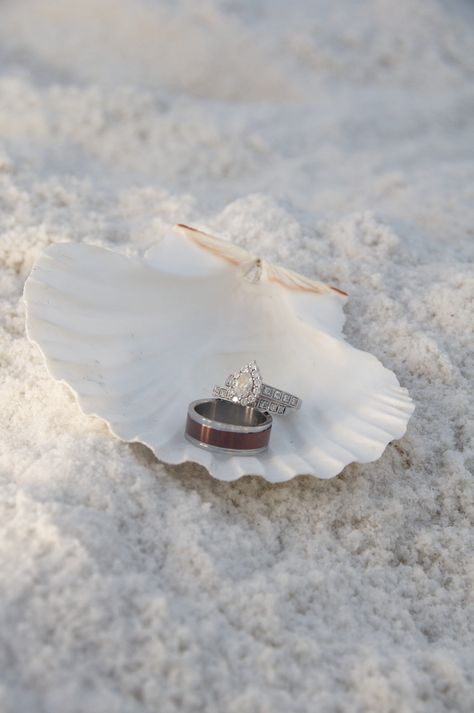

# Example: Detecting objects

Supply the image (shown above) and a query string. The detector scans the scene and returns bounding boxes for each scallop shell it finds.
[24,224,414,482]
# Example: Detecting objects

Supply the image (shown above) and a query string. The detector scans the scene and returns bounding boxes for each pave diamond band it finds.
[213,385,301,415]
[212,360,302,415]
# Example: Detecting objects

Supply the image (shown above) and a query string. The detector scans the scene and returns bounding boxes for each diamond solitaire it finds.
[213,361,302,415]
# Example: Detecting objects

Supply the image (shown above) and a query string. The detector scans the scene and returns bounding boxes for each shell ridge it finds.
[175,223,252,266]
[263,259,347,298]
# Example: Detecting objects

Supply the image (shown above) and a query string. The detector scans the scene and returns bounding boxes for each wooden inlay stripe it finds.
[185,416,271,451]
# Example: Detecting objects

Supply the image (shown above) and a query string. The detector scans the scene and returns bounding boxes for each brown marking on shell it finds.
[268,274,323,294]
[267,271,347,297]
[262,260,348,297]
[175,224,348,297]
[175,223,241,266]
[330,286,349,297]
[176,223,202,234]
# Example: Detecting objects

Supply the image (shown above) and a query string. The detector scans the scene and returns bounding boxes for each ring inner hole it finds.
[196,400,265,427]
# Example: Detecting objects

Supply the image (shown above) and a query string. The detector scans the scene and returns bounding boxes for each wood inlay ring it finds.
[185,398,272,455]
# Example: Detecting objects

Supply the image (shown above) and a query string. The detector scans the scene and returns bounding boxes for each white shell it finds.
[24,224,414,482]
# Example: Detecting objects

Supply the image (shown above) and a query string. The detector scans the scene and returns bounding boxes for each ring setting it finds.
[213,360,302,415]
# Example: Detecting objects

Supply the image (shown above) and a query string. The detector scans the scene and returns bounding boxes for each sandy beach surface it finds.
[1,1,474,711]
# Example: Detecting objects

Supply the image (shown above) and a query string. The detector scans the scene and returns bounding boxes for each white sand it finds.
[1,0,474,711]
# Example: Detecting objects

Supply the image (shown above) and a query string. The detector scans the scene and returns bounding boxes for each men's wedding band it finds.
[185,398,272,455]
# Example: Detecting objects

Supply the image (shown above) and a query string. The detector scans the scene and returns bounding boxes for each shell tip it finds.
[241,258,263,283]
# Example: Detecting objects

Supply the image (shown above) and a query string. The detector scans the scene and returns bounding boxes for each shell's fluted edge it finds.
[133,386,414,481]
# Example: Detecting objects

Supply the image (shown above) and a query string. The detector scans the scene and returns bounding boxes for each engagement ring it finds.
[213,361,302,415]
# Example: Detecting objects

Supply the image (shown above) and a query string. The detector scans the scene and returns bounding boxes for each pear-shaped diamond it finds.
[234,371,253,397]
[226,361,263,405]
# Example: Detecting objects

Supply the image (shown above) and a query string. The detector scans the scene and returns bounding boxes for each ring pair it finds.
[184,361,301,455]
